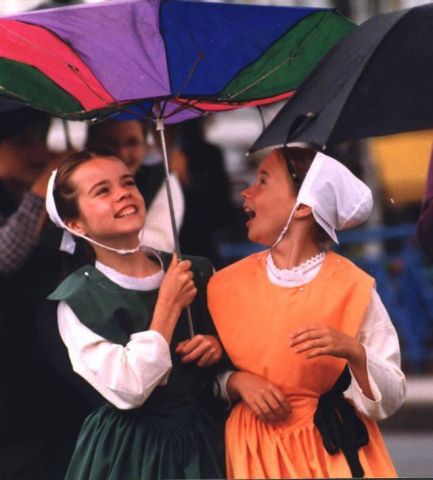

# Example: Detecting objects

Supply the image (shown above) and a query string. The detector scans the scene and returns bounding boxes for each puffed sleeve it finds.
[57,300,172,410]
[344,289,406,420]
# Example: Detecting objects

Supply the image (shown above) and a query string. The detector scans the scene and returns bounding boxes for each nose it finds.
[241,184,253,200]
[116,184,132,201]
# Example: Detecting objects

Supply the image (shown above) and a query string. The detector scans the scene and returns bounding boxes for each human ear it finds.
[294,204,312,219]
[65,218,86,236]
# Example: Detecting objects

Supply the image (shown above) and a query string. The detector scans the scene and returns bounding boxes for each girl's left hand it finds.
[289,324,363,363]
[176,334,223,367]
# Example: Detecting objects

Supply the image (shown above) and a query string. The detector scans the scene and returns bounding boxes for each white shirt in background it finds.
[139,173,184,253]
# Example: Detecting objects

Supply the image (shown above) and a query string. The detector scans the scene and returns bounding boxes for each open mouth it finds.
[115,205,138,218]
[244,207,256,220]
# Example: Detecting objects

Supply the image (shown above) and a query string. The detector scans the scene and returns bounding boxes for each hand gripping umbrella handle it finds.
[156,118,195,338]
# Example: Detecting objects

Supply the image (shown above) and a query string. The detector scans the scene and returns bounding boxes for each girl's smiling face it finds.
[66,156,146,248]
[242,149,297,246]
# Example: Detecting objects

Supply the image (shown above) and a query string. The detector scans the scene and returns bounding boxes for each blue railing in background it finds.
[216,223,433,372]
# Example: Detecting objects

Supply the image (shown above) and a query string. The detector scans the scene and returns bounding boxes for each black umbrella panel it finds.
[250,3,433,152]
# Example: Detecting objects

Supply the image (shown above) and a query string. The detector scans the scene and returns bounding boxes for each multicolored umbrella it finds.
[0,0,354,336]
[0,0,355,123]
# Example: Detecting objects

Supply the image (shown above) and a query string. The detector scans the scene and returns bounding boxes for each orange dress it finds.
[208,251,397,479]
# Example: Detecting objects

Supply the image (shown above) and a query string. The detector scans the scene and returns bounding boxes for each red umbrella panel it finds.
[0,0,355,122]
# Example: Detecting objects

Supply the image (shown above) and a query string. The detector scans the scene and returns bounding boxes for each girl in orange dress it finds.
[208,147,406,479]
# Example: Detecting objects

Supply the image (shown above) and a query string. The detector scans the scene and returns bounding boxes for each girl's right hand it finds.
[227,371,291,423]
[176,334,223,367]
[158,254,197,313]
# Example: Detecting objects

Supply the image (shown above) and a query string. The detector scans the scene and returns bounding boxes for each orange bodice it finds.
[208,251,396,479]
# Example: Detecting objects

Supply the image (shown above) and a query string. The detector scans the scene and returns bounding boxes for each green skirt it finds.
[65,404,224,480]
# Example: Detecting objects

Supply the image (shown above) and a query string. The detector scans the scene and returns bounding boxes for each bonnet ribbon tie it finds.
[313,365,369,478]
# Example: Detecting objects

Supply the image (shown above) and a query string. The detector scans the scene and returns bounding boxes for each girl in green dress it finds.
[45,150,225,479]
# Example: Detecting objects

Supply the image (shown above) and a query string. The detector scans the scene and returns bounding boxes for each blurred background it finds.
[2,0,432,476]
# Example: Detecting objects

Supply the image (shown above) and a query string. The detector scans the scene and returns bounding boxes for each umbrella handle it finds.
[156,118,195,338]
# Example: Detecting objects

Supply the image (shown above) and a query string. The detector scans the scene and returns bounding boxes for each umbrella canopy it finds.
[250,3,433,153]
[0,0,354,123]
[0,0,354,337]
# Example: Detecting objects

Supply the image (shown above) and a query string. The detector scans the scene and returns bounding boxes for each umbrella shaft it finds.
[157,119,195,338]
[158,124,181,256]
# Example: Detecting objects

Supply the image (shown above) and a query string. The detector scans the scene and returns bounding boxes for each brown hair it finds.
[53,148,119,221]
[277,147,316,192]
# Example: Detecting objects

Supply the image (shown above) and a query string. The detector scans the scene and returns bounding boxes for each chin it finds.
[247,230,270,247]
[246,227,258,243]
[122,215,145,232]
[120,226,143,238]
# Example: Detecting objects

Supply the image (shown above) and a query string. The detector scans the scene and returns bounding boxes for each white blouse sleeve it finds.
[57,300,172,410]
[344,288,406,420]
[139,173,185,252]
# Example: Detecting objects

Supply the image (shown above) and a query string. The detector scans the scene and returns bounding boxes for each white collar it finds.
[266,251,326,288]
[95,247,164,291]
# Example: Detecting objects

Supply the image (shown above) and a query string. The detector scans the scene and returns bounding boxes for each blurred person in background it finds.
[175,117,235,268]
[0,106,80,479]
[86,119,184,253]
[0,107,57,273]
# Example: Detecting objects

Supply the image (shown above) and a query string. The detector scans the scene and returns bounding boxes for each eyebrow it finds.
[120,173,134,180]
[88,180,108,195]
[121,173,135,183]
[257,169,270,177]
[88,174,134,194]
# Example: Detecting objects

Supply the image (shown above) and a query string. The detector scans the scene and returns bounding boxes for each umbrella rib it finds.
[130,101,154,119]
[225,12,336,100]
[0,86,50,113]
[257,105,266,131]
[163,99,204,119]
[226,57,298,100]
[167,6,207,98]
[174,51,205,100]
[66,64,110,103]
[156,98,169,120]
